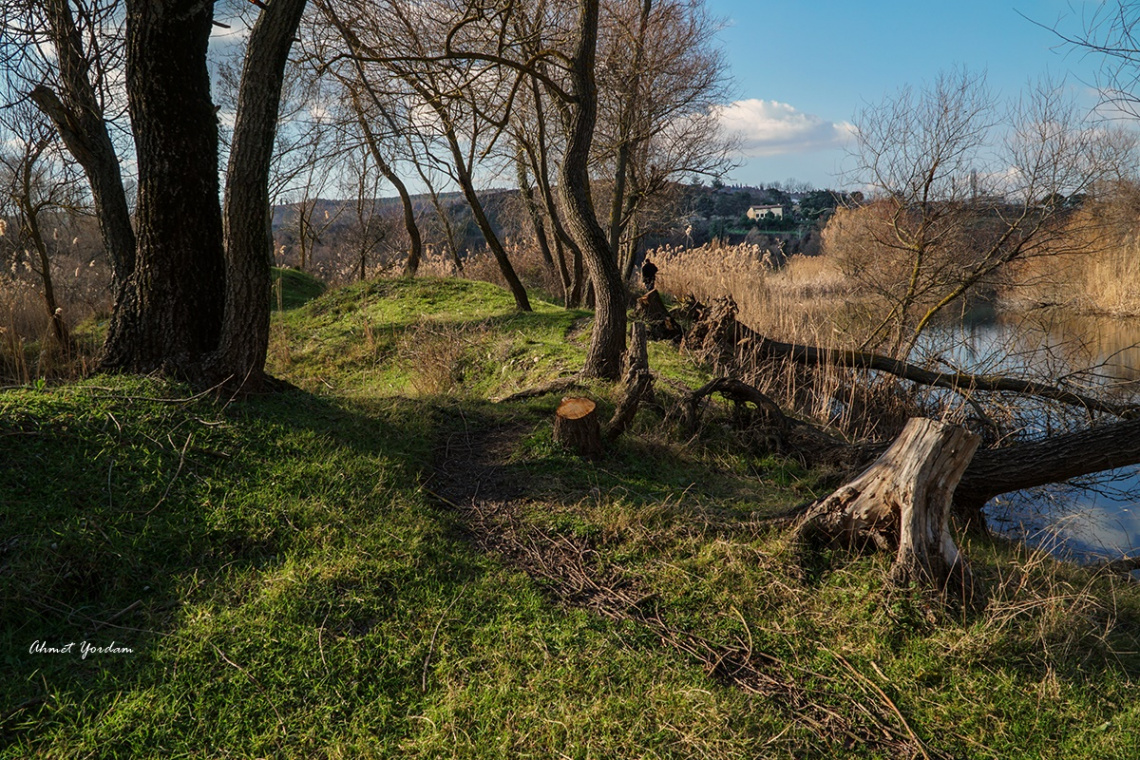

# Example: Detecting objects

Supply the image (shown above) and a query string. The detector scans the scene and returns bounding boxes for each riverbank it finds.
[3,276,1139,758]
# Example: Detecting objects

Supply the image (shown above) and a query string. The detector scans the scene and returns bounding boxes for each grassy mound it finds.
[271,267,326,311]
[2,277,1138,758]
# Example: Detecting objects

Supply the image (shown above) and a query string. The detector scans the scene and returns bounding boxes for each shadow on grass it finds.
[0,380,489,753]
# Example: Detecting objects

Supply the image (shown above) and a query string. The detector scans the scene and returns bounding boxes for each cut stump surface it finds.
[554,396,603,458]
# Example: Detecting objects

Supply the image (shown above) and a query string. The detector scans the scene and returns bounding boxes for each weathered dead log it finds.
[495,376,582,403]
[607,373,652,441]
[795,418,981,591]
[683,297,1138,419]
[683,377,789,436]
[554,397,603,458]
[750,333,1138,419]
[633,290,682,341]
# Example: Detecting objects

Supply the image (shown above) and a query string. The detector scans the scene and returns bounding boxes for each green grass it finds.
[2,276,1139,758]
[272,267,326,311]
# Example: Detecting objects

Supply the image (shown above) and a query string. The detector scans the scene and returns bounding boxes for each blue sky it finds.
[707,0,1111,189]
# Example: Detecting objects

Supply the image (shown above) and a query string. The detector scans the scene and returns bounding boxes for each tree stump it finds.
[608,323,654,441]
[554,397,603,458]
[794,418,981,592]
[634,290,681,341]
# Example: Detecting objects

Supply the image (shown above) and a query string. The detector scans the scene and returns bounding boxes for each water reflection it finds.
[920,310,1140,569]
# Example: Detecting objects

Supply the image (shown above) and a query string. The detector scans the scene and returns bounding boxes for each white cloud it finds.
[714,99,854,157]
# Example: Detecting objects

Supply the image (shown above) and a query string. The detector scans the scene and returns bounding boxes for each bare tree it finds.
[2,0,136,297]
[315,0,532,309]
[315,0,628,374]
[835,68,1133,357]
[1044,2,1140,120]
[595,0,734,283]
[0,102,81,347]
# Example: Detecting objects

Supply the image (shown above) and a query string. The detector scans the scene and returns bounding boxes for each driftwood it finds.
[554,397,603,458]
[795,418,981,592]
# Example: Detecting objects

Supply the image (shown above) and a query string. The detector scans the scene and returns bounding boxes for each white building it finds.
[746,204,784,220]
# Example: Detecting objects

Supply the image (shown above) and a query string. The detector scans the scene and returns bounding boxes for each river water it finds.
[919,311,1140,567]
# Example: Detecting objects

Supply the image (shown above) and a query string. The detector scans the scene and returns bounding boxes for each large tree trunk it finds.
[558,0,627,379]
[101,0,225,375]
[796,418,981,591]
[958,417,1140,511]
[32,0,135,298]
[212,0,308,389]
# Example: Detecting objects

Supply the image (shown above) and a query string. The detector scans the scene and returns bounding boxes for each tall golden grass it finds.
[1005,187,1140,316]
[0,248,110,383]
[650,242,856,345]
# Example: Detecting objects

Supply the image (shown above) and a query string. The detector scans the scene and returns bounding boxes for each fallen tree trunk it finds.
[795,418,981,592]
[751,333,1138,420]
[686,297,1138,420]
[678,298,1140,520]
[957,416,1140,510]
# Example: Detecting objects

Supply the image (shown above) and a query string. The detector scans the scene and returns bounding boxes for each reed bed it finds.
[651,243,856,346]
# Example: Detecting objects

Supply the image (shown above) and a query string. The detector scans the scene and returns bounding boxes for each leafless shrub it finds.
[398,319,489,396]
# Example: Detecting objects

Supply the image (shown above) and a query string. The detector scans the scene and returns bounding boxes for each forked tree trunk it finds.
[795,418,981,592]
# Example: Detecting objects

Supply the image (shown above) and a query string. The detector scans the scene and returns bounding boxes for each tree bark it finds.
[957,416,1140,510]
[557,0,627,379]
[796,418,981,591]
[211,0,308,389]
[554,397,603,458]
[101,0,225,375]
